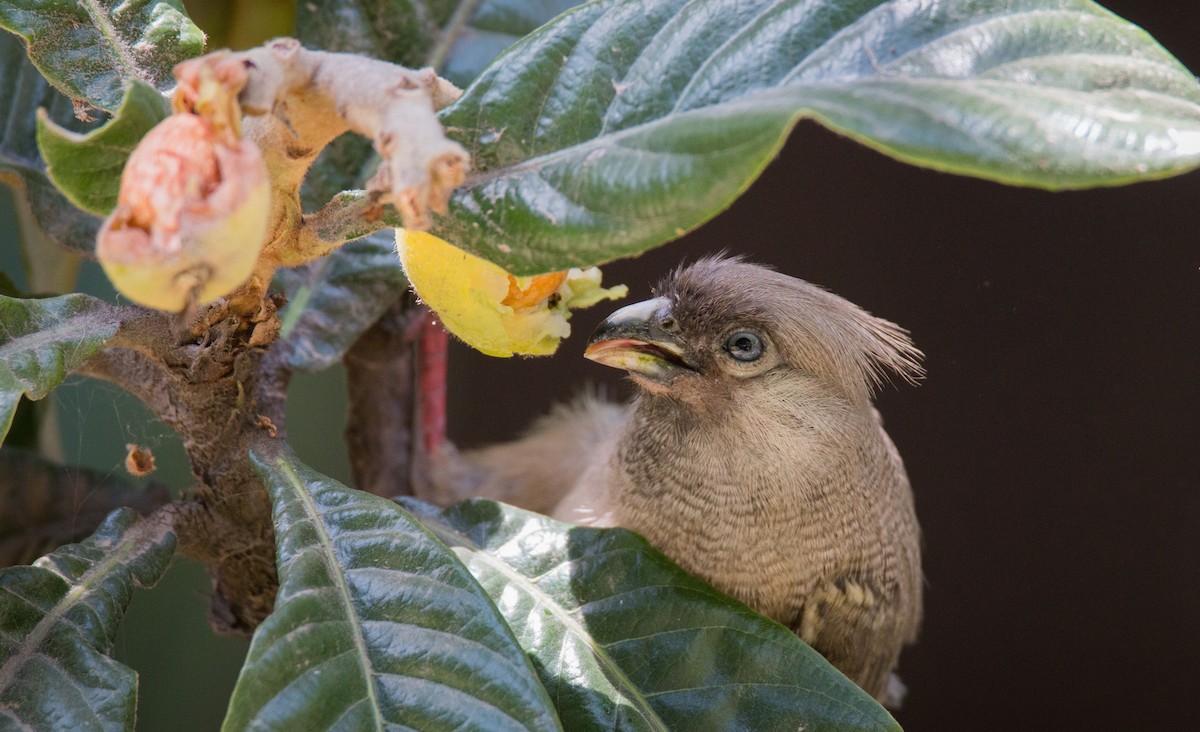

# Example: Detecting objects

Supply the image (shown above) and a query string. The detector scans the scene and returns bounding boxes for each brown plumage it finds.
[425,257,923,705]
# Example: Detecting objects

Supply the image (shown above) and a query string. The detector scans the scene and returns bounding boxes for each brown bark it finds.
[80,302,290,634]
[55,41,468,634]
[343,294,426,499]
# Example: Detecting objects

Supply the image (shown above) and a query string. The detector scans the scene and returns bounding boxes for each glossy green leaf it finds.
[0,508,177,731]
[226,448,561,731]
[36,79,169,216]
[439,0,582,87]
[404,498,900,732]
[0,294,119,445]
[276,232,408,372]
[0,447,171,567]
[431,0,1200,275]
[0,32,101,256]
[0,0,204,113]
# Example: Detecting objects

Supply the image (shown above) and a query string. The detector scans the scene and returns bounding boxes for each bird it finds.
[425,256,924,706]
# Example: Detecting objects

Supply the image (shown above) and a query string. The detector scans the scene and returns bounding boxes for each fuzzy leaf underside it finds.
[224,448,560,731]
[403,498,900,732]
[0,294,119,446]
[0,508,177,732]
[36,79,169,216]
[0,0,204,113]
[421,0,1200,275]
[0,32,101,256]
[276,233,409,372]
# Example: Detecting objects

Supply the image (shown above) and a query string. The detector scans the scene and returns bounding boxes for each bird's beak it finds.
[585,297,691,379]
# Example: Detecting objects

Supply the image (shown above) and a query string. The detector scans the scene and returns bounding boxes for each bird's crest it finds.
[656,255,923,397]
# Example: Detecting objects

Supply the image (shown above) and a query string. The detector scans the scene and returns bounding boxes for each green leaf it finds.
[0,32,101,256]
[292,0,576,82]
[433,0,1200,275]
[276,232,409,372]
[36,79,169,216]
[225,447,561,731]
[404,498,900,732]
[0,294,119,445]
[439,0,582,87]
[0,507,177,731]
[0,447,171,567]
[0,0,204,113]
[296,0,454,67]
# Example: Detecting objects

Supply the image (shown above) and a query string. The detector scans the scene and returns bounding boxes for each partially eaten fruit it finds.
[397,230,627,357]
[96,60,269,312]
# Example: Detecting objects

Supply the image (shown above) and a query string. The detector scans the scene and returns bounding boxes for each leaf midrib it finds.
[456,0,1195,186]
[78,0,141,100]
[460,547,669,731]
[277,458,385,732]
[0,520,145,693]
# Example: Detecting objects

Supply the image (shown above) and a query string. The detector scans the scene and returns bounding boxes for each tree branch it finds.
[77,302,290,633]
[343,294,426,498]
[172,40,467,307]
[294,190,404,263]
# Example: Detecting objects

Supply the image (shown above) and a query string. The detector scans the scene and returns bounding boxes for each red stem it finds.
[418,310,448,454]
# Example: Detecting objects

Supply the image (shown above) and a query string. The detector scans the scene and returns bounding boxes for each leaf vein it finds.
[78,0,142,91]
[276,460,385,732]
[466,549,668,730]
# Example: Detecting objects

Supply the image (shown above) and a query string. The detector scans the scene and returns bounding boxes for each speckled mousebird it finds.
[427,256,924,705]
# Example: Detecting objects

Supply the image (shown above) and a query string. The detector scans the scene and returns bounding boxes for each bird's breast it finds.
[608,400,914,627]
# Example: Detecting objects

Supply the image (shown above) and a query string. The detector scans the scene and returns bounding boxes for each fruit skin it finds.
[97,113,270,312]
[396,229,627,358]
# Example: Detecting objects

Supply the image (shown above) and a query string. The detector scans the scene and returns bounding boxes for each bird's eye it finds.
[723,331,763,362]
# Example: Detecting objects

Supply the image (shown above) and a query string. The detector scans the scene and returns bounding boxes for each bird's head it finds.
[585,257,923,406]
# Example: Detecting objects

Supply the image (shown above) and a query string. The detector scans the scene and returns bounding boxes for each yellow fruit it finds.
[397,230,627,357]
[97,78,268,312]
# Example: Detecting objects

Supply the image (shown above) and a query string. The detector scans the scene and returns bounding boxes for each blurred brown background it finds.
[2,1,1195,730]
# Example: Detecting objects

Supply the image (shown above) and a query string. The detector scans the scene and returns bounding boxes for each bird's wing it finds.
[419,394,629,514]
[794,572,911,707]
